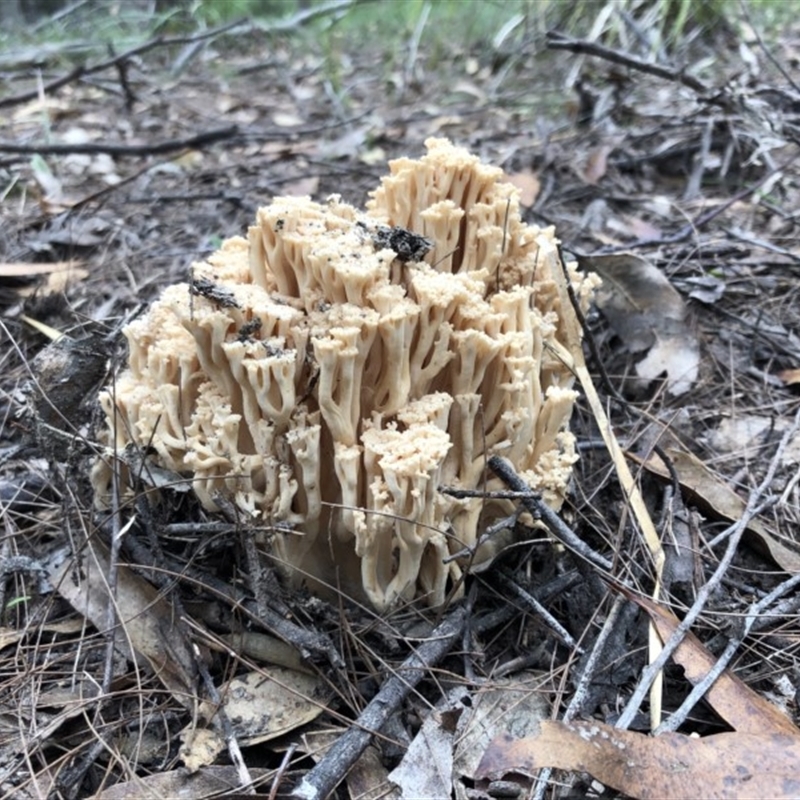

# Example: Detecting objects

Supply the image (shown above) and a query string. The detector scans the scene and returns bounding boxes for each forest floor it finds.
[2,2,800,798]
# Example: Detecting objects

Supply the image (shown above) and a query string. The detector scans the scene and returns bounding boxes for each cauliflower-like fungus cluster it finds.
[93,138,597,611]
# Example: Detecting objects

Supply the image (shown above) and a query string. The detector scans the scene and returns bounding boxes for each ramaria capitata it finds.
[93,138,598,611]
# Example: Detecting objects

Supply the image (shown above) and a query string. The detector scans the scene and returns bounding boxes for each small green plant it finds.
[4,595,30,612]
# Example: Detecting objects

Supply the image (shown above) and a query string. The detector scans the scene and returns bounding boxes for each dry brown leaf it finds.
[506,170,541,207]
[635,337,699,395]
[360,146,387,165]
[0,679,100,782]
[218,631,311,672]
[423,114,466,135]
[272,110,304,127]
[28,267,88,297]
[213,667,329,746]
[475,722,800,800]
[582,252,699,395]
[317,126,370,160]
[612,214,663,241]
[12,95,70,122]
[454,672,550,784]
[616,587,800,737]
[388,698,460,799]
[179,659,331,771]
[46,537,197,706]
[30,154,67,206]
[283,175,320,197]
[708,416,800,464]
[93,766,272,799]
[37,214,111,247]
[171,149,204,170]
[636,447,800,573]
[451,79,487,102]
[291,725,403,799]
[345,745,403,800]
[180,727,225,772]
[0,616,84,650]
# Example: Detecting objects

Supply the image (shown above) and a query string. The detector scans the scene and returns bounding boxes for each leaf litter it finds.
[581,252,700,396]
[2,3,800,799]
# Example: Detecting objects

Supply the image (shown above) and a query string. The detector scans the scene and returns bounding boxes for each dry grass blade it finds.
[553,257,666,728]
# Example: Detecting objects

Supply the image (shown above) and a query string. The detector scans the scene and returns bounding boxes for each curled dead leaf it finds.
[46,538,197,706]
[581,143,614,185]
[388,696,461,799]
[216,667,329,746]
[581,252,699,395]
[93,766,272,799]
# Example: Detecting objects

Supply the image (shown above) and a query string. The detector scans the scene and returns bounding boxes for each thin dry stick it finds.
[602,147,800,251]
[120,534,343,669]
[195,656,255,793]
[615,407,800,730]
[0,126,240,156]
[269,744,297,800]
[291,604,467,800]
[545,30,711,95]
[484,458,612,573]
[258,0,355,33]
[495,570,583,652]
[656,550,800,734]
[530,595,628,800]
[739,0,800,95]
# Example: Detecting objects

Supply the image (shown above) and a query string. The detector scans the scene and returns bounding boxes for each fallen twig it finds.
[196,654,255,793]
[495,570,584,652]
[656,570,800,734]
[263,0,356,32]
[291,604,467,800]
[0,126,240,156]
[613,406,800,730]
[545,30,710,95]
[485,456,613,573]
[596,139,800,253]
[531,595,629,800]
[120,532,343,669]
